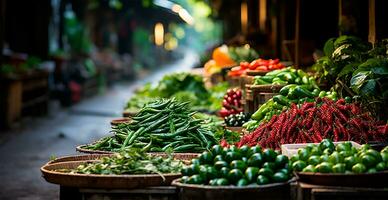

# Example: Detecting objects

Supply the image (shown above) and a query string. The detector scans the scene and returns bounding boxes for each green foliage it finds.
[228,46,259,63]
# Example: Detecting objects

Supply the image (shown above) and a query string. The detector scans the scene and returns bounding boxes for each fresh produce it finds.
[253,67,315,86]
[179,145,292,186]
[125,73,229,113]
[219,88,243,117]
[243,87,337,132]
[228,58,285,77]
[225,112,251,127]
[313,36,388,121]
[290,139,388,174]
[67,148,183,177]
[238,98,388,149]
[204,45,258,75]
[86,99,218,152]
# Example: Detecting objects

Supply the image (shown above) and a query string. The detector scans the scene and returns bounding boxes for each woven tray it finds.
[249,84,285,93]
[41,161,181,189]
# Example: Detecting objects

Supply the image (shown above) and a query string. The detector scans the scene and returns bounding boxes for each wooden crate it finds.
[296,182,388,200]
[60,186,178,200]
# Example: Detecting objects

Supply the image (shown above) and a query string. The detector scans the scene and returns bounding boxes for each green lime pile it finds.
[180,145,292,186]
[290,139,388,174]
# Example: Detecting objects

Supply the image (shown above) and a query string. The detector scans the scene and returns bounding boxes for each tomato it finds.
[181,165,194,176]
[308,155,321,166]
[361,154,377,168]
[220,167,230,177]
[302,165,316,173]
[225,151,241,163]
[249,60,260,69]
[188,174,204,184]
[236,178,249,186]
[239,145,252,157]
[216,178,229,186]
[199,151,214,165]
[310,146,323,156]
[211,145,224,156]
[292,161,307,172]
[316,162,333,173]
[263,162,276,169]
[332,163,346,173]
[230,160,247,171]
[376,162,386,171]
[247,153,263,167]
[215,160,229,170]
[319,139,335,152]
[181,176,189,183]
[272,172,288,182]
[320,155,329,162]
[298,148,311,161]
[367,168,377,173]
[263,149,277,162]
[245,167,259,183]
[329,152,344,164]
[258,167,274,177]
[240,62,250,69]
[290,154,300,163]
[191,158,200,165]
[228,169,244,183]
[344,156,357,170]
[256,175,270,185]
[256,66,268,71]
[206,166,219,180]
[251,146,263,154]
[352,163,367,173]
[275,155,289,168]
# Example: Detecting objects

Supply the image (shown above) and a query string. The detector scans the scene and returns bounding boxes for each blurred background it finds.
[0,0,387,199]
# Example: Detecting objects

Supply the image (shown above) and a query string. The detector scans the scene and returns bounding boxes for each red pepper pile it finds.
[228,58,285,77]
[219,88,243,117]
[236,98,388,149]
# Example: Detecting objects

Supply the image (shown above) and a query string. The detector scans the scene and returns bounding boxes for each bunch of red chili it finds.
[219,88,243,118]
[228,59,285,77]
[235,98,388,149]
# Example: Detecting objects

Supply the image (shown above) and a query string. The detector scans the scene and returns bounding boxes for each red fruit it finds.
[232,94,237,99]
[223,100,231,109]
[227,97,233,103]
[233,99,239,107]
[240,61,250,69]
[227,89,234,96]
[219,108,230,118]
[224,95,229,100]
[236,90,242,98]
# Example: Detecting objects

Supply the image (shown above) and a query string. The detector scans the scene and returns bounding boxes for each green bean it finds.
[162,141,183,151]
[173,144,200,152]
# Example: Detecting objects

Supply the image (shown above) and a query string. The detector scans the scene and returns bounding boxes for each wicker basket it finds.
[41,161,181,189]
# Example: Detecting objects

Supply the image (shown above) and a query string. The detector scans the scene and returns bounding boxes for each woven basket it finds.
[41,161,181,189]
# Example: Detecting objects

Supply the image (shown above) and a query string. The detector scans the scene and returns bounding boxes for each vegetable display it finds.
[238,98,388,149]
[86,99,218,153]
[253,67,316,86]
[69,149,183,176]
[290,139,388,174]
[225,112,250,127]
[179,145,292,186]
[219,88,243,117]
[228,58,285,77]
[125,73,229,113]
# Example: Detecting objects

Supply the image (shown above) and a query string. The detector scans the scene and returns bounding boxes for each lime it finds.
[292,160,307,172]
[332,163,346,173]
[316,162,333,173]
[302,165,316,173]
[352,163,367,173]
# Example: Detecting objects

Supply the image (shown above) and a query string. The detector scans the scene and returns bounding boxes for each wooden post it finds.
[338,0,342,35]
[294,0,301,68]
[368,0,376,44]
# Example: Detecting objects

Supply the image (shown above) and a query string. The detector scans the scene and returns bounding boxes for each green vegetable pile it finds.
[254,67,319,86]
[125,73,229,113]
[291,139,388,174]
[179,145,292,186]
[71,149,183,177]
[85,99,218,153]
[244,68,336,132]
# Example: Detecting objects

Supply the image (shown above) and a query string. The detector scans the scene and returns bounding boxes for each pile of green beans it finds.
[85,99,218,153]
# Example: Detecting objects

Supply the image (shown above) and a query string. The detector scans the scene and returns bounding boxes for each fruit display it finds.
[290,139,388,174]
[228,58,285,77]
[238,98,388,149]
[179,145,292,186]
[84,99,218,153]
[224,112,251,127]
[219,88,243,118]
